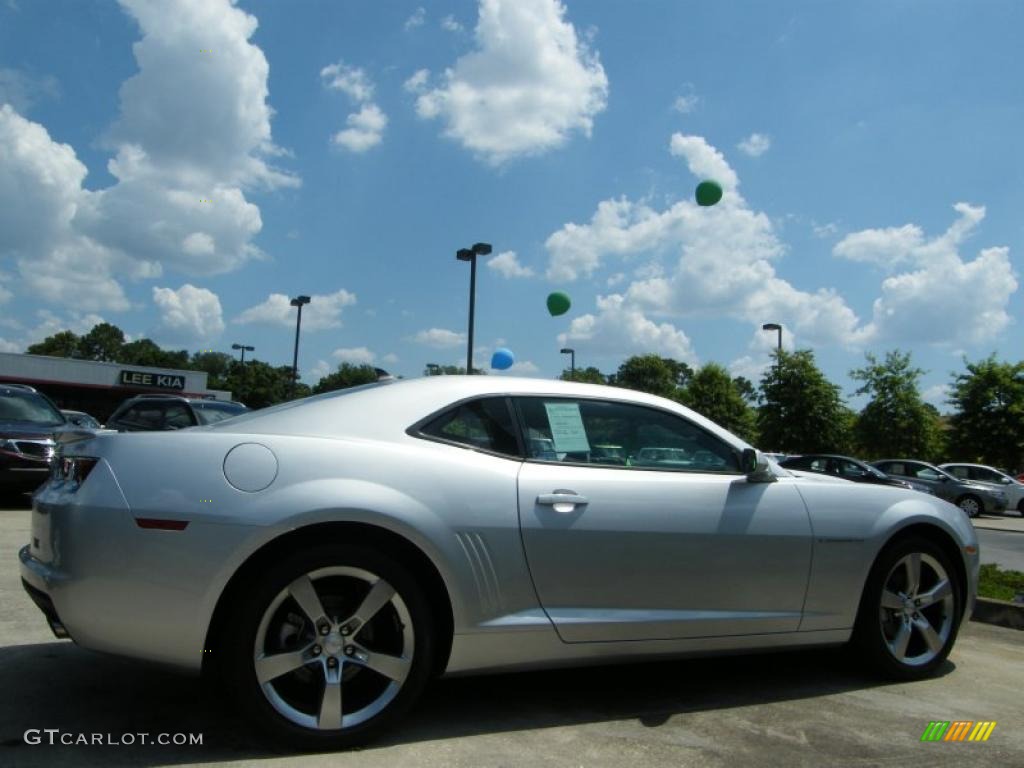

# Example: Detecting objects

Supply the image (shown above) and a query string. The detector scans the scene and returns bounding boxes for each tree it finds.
[27,330,80,358]
[948,356,1024,470]
[849,350,944,461]
[559,366,606,384]
[732,376,757,404]
[610,355,692,399]
[313,363,380,394]
[681,363,757,442]
[221,361,306,408]
[189,351,235,386]
[119,338,189,369]
[76,322,126,361]
[757,349,851,453]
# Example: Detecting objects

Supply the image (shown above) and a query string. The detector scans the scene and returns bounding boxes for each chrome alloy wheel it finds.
[878,552,955,667]
[253,566,414,730]
[958,496,981,518]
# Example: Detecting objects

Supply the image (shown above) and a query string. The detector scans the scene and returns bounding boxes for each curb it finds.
[970,597,1024,631]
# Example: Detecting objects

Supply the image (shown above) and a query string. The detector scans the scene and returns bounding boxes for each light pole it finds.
[290,295,311,396]
[456,242,492,374]
[231,343,254,363]
[560,347,575,379]
[761,323,782,354]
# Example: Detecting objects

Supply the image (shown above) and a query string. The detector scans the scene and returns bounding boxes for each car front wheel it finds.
[221,543,436,750]
[955,495,982,518]
[853,536,962,680]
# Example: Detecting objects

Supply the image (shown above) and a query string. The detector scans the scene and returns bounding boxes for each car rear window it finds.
[0,389,65,426]
[418,397,519,457]
[194,401,249,424]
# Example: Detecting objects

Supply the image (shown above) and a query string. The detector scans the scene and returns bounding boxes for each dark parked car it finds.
[871,459,1006,518]
[105,395,248,432]
[779,454,932,494]
[1,384,82,497]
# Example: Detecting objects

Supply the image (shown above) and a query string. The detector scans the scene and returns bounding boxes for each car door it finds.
[514,396,813,643]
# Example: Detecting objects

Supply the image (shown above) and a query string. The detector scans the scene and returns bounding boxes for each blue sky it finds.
[1,0,1021,410]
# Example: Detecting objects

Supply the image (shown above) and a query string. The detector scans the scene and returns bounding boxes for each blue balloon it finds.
[491,348,515,370]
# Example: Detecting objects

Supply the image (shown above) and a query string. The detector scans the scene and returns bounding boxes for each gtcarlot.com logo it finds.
[24,729,203,746]
[921,721,997,742]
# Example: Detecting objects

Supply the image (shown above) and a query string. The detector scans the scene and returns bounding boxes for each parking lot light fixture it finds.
[456,242,492,374]
[290,295,311,396]
[761,323,782,353]
[231,343,254,363]
[560,347,575,378]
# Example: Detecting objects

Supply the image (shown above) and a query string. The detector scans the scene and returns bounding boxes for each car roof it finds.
[210,375,752,449]
[939,462,1002,470]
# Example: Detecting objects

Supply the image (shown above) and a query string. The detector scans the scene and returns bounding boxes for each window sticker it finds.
[543,402,591,453]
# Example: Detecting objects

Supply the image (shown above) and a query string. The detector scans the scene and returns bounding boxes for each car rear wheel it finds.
[221,543,435,750]
[852,536,962,680]
[955,495,982,518]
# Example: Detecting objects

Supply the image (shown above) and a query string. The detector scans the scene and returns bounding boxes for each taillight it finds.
[52,456,99,489]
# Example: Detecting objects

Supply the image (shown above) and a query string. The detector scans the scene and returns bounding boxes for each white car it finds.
[939,463,1024,515]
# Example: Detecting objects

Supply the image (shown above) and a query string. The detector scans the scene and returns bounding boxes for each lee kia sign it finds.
[119,369,186,390]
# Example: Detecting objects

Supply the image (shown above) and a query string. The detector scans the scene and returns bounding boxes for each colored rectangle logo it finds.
[921,721,996,742]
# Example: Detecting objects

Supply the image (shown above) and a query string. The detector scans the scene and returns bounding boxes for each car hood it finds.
[0,421,65,439]
[783,469,852,485]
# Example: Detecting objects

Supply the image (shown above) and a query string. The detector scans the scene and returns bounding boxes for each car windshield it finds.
[193,402,249,425]
[0,389,65,426]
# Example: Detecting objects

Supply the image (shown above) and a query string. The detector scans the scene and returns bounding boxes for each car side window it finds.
[947,466,969,480]
[515,397,740,473]
[840,460,863,478]
[971,467,999,483]
[419,397,519,457]
[880,462,903,476]
[163,403,194,429]
[117,403,163,430]
[809,458,829,472]
[914,466,943,481]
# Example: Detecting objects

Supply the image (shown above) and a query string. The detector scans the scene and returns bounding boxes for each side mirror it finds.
[742,448,776,483]
[741,448,758,474]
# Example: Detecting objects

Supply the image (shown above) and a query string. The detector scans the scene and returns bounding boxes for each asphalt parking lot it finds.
[1,505,1022,768]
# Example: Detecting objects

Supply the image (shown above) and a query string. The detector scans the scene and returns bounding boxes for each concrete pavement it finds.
[2,507,1022,767]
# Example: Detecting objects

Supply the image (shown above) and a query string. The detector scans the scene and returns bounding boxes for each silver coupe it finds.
[20,377,979,749]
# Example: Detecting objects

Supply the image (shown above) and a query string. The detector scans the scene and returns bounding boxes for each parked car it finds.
[60,410,102,430]
[779,454,933,494]
[1,384,89,497]
[22,377,978,749]
[871,459,1006,517]
[940,463,1024,515]
[105,394,248,431]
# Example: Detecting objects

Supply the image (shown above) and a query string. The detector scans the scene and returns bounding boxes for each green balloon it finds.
[695,180,723,207]
[546,291,571,316]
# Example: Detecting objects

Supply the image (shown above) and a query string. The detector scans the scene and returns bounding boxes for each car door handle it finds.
[537,491,589,512]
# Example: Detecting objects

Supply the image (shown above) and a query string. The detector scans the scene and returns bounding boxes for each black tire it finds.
[1016,498,1024,515]
[955,495,983,518]
[219,543,436,751]
[852,536,962,681]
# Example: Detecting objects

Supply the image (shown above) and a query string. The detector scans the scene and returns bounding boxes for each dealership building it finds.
[0,352,232,421]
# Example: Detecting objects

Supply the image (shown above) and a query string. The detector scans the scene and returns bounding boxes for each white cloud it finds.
[441,15,464,32]
[415,0,608,165]
[737,132,771,157]
[330,104,387,152]
[492,359,539,376]
[558,294,696,364]
[332,346,376,365]
[0,0,296,314]
[487,250,534,278]
[152,283,224,342]
[0,68,59,113]
[404,7,426,31]
[545,132,868,361]
[835,203,1016,346]
[321,61,387,152]
[672,84,698,114]
[307,359,333,382]
[235,289,357,331]
[922,383,951,408]
[403,69,430,94]
[381,352,399,364]
[0,337,19,353]
[320,62,374,103]
[413,327,466,348]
